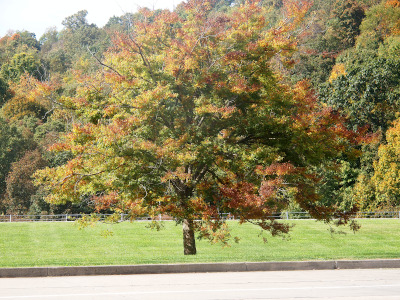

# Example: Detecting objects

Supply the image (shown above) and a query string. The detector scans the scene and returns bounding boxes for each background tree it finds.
[1,74,53,122]
[0,52,43,82]
[0,118,29,209]
[315,0,400,210]
[319,57,400,133]
[62,10,90,31]
[0,31,40,68]
[290,0,366,86]
[0,77,11,106]
[60,10,110,64]
[105,12,144,33]
[39,27,59,53]
[370,118,400,208]
[38,27,72,75]
[325,0,365,50]
[5,149,47,214]
[35,0,361,255]
[356,0,400,49]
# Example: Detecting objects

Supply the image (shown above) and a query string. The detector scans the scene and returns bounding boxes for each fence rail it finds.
[0,214,150,223]
[1,211,399,222]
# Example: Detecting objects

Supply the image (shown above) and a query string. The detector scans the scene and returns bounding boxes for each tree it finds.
[104,13,143,33]
[35,0,360,255]
[325,0,365,50]
[371,118,400,208]
[0,77,11,106]
[290,0,365,87]
[62,10,90,32]
[1,74,54,122]
[0,118,27,204]
[316,0,400,211]
[15,31,40,51]
[39,27,59,53]
[319,57,400,132]
[5,149,47,213]
[356,1,400,49]
[61,10,110,58]
[332,0,365,49]
[0,52,43,82]
[0,31,40,66]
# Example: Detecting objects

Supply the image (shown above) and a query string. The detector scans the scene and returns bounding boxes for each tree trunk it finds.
[183,218,196,255]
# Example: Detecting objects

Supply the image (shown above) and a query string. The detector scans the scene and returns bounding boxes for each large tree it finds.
[35,0,360,255]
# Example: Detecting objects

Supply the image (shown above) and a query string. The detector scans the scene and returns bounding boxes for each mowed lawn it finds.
[0,219,399,267]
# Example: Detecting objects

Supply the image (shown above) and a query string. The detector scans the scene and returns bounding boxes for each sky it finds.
[0,0,180,39]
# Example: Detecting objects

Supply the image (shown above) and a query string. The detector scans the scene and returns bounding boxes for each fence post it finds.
[120,213,124,222]
[286,212,289,220]
[9,215,12,222]
[65,214,68,222]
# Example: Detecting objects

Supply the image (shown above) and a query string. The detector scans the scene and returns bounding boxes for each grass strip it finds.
[0,219,399,267]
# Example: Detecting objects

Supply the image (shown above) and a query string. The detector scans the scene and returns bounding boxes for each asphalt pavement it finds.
[1,268,400,300]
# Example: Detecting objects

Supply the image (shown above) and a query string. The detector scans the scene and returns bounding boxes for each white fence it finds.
[1,211,400,222]
[0,214,143,223]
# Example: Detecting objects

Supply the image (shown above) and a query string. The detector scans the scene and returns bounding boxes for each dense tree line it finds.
[0,0,399,233]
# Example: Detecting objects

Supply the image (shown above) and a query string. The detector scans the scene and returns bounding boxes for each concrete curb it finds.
[1,259,400,278]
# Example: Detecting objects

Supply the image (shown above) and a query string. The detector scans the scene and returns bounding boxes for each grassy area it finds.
[0,219,399,267]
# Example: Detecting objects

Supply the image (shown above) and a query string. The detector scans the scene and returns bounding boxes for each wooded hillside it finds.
[0,0,398,229]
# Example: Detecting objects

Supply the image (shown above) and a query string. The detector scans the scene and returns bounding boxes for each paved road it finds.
[0,269,400,299]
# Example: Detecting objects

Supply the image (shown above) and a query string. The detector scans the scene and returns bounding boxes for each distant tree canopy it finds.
[372,118,400,208]
[6,149,47,214]
[320,57,400,132]
[62,10,90,31]
[0,77,11,106]
[0,52,43,82]
[0,118,29,198]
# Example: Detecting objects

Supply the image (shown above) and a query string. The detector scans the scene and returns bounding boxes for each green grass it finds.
[0,219,399,267]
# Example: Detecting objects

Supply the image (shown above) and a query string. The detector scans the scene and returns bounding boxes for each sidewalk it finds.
[1,259,400,278]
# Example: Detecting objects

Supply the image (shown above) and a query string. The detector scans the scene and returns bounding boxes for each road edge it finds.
[1,259,400,278]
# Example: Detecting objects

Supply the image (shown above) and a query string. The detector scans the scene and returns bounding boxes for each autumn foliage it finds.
[1,75,53,122]
[387,0,400,8]
[6,149,47,213]
[34,0,362,254]
[372,119,400,207]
